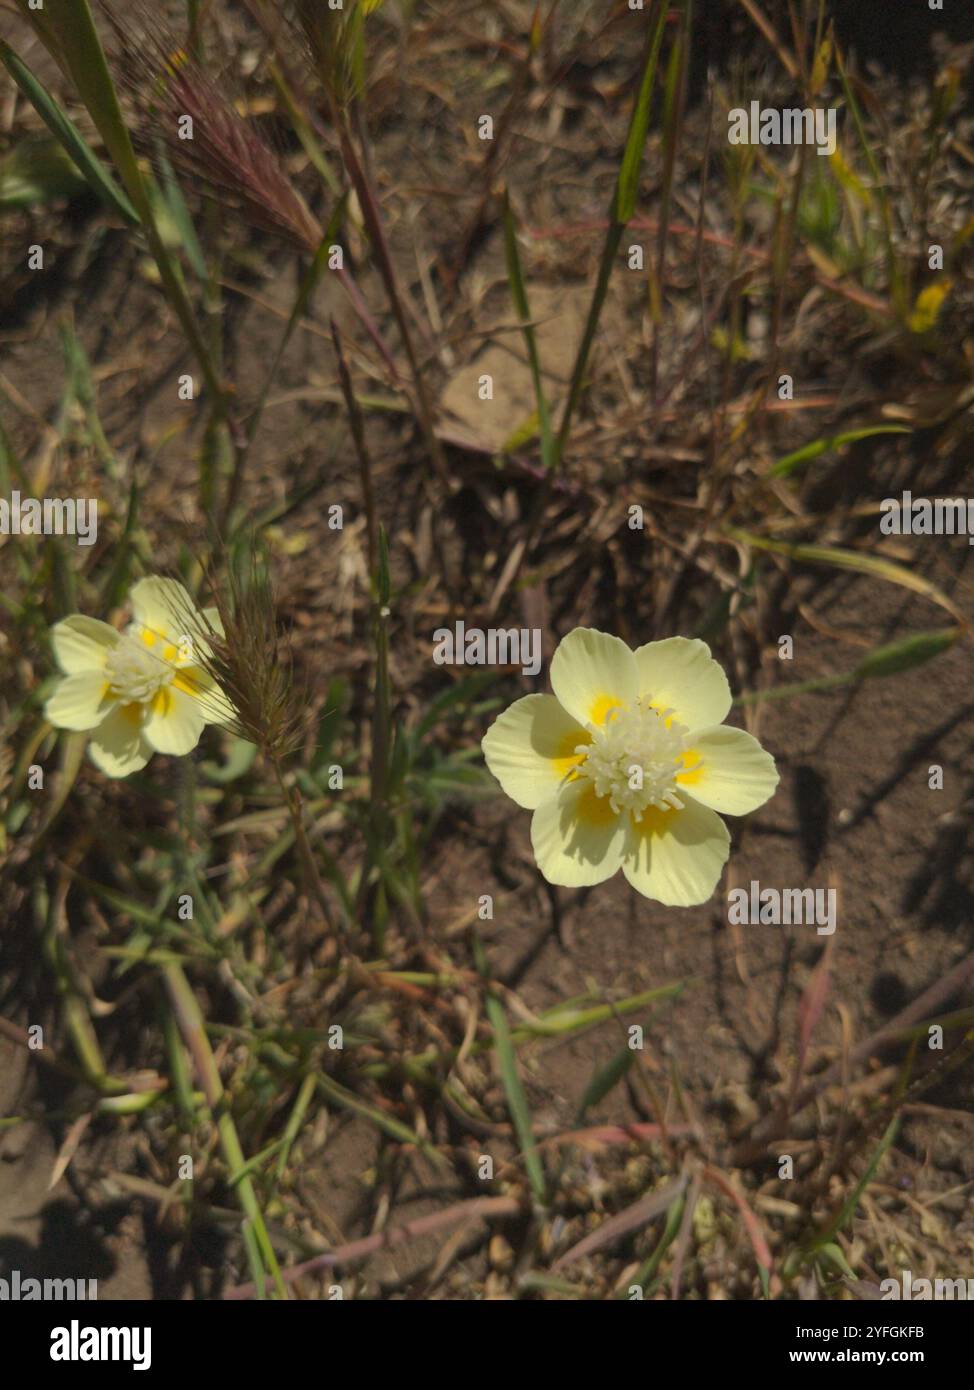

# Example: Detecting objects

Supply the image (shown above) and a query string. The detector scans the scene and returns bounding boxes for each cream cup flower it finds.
[481,629,778,907]
[44,577,234,778]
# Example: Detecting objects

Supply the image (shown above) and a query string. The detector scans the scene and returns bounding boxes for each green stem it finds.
[163,963,288,1299]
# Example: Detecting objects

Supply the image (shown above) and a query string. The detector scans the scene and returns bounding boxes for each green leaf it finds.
[576,1045,634,1121]
[58,319,119,476]
[471,933,545,1203]
[32,0,145,211]
[0,39,139,223]
[416,670,496,740]
[818,1243,857,1281]
[814,1116,900,1252]
[502,190,555,470]
[199,736,258,785]
[555,0,670,459]
[153,146,208,282]
[0,135,85,208]
[854,628,959,679]
[736,627,960,705]
[727,529,966,623]
[486,989,547,1204]
[312,678,348,772]
[770,425,910,478]
[615,1,670,223]
[25,0,225,405]
[314,1073,442,1160]
[619,1193,684,1297]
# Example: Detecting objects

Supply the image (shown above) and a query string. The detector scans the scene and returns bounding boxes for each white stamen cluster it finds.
[104,636,174,704]
[575,698,697,817]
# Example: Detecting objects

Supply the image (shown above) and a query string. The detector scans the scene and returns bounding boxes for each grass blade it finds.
[735,627,961,704]
[727,529,968,624]
[770,424,910,478]
[486,988,547,1205]
[502,188,556,471]
[0,38,138,224]
[557,0,670,458]
[474,929,545,1204]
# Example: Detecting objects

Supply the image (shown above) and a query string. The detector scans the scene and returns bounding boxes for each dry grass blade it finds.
[703,1165,776,1293]
[552,1174,689,1271]
[224,1195,523,1299]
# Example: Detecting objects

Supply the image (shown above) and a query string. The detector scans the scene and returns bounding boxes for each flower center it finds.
[575,698,697,817]
[104,636,175,705]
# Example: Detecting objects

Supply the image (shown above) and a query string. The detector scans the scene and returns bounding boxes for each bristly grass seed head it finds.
[105,4,323,254]
[194,552,307,765]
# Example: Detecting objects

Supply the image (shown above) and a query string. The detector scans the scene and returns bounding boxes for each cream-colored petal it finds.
[549,628,638,728]
[143,685,206,755]
[633,637,731,732]
[482,694,589,810]
[51,615,119,674]
[200,606,225,639]
[530,778,627,888]
[88,703,152,778]
[175,667,236,727]
[45,671,114,731]
[167,606,222,664]
[129,577,200,646]
[622,797,730,906]
[676,724,778,815]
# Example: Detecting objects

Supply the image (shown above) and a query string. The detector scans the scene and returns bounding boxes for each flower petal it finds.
[633,637,731,732]
[676,724,778,815]
[200,606,225,639]
[482,694,589,810]
[45,671,114,731]
[622,798,730,906]
[530,778,627,887]
[549,628,638,728]
[51,615,118,674]
[143,685,206,755]
[88,703,153,778]
[173,667,236,728]
[129,577,202,647]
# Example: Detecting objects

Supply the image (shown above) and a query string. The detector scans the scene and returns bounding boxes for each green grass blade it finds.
[834,43,905,312]
[556,0,669,457]
[241,1220,268,1300]
[472,928,545,1203]
[854,627,960,678]
[576,1045,634,1121]
[502,189,555,470]
[154,146,208,282]
[815,1115,900,1249]
[486,989,546,1204]
[30,0,225,406]
[0,38,139,224]
[0,135,85,208]
[735,628,960,705]
[770,425,910,478]
[616,2,670,224]
[727,529,967,624]
[33,0,147,216]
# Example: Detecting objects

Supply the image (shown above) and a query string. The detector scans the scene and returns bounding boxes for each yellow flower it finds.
[481,629,778,907]
[45,577,233,778]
